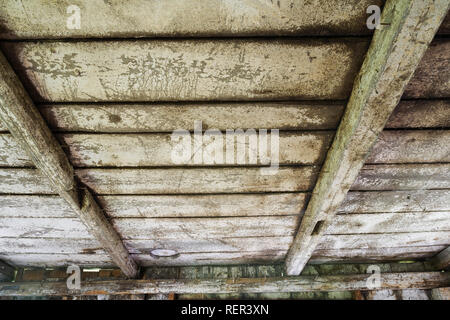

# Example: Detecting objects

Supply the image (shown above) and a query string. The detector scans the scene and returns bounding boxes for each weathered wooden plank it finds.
[286,0,450,275]
[77,167,318,194]
[2,231,448,257]
[1,100,446,132]
[0,169,54,194]
[430,247,450,270]
[58,132,332,167]
[39,102,344,132]
[404,39,450,99]
[318,232,450,250]
[328,212,450,234]
[1,39,368,102]
[311,246,446,264]
[2,190,448,218]
[0,51,139,278]
[0,254,113,268]
[352,164,450,190]
[1,164,447,195]
[113,216,300,240]
[98,193,307,218]
[2,130,448,167]
[0,0,384,39]
[0,218,94,239]
[431,287,450,300]
[339,190,450,214]
[386,100,450,129]
[111,211,450,241]
[0,195,74,217]
[0,272,448,296]
[367,130,450,164]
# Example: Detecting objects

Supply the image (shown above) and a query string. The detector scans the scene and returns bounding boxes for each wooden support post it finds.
[0,261,15,282]
[0,51,138,278]
[430,247,450,270]
[285,0,450,275]
[0,272,447,296]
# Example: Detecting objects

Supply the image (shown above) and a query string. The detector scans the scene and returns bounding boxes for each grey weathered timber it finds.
[1,130,448,167]
[285,0,450,275]
[0,0,383,39]
[404,39,450,99]
[0,272,447,296]
[0,260,14,282]
[1,164,449,195]
[0,100,447,132]
[1,39,368,102]
[0,51,138,278]
[430,247,450,270]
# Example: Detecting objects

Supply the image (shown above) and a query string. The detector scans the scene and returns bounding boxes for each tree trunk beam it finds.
[285,0,450,275]
[0,51,138,278]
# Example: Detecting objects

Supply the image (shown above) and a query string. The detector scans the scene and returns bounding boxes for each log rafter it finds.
[0,51,139,278]
[285,0,450,275]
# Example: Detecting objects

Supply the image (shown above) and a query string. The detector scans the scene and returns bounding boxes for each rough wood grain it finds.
[0,0,384,39]
[58,132,332,167]
[319,232,450,250]
[339,190,450,214]
[0,272,447,296]
[352,164,450,191]
[367,130,450,164]
[1,164,448,195]
[2,130,448,167]
[0,51,138,278]
[0,254,113,268]
[38,102,344,132]
[385,100,450,129]
[1,39,368,102]
[311,246,447,264]
[0,169,54,194]
[1,100,446,132]
[404,39,450,99]
[76,167,318,194]
[285,0,450,275]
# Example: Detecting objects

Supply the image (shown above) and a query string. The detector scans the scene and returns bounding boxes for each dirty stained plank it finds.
[1,189,449,218]
[37,102,344,132]
[1,164,449,195]
[352,164,450,191]
[0,254,113,268]
[1,39,368,102]
[0,0,384,39]
[0,218,94,239]
[0,100,447,132]
[1,232,449,256]
[1,130,448,167]
[404,39,450,99]
[385,100,450,129]
[366,130,450,164]
[318,232,450,250]
[310,246,447,264]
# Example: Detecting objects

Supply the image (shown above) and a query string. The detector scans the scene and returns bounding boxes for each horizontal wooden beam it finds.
[285,0,450,275]
[0,51,138,278]
[0,272,447,296]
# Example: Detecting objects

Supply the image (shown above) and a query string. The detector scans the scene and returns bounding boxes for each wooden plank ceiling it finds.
[0,0,449,269]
